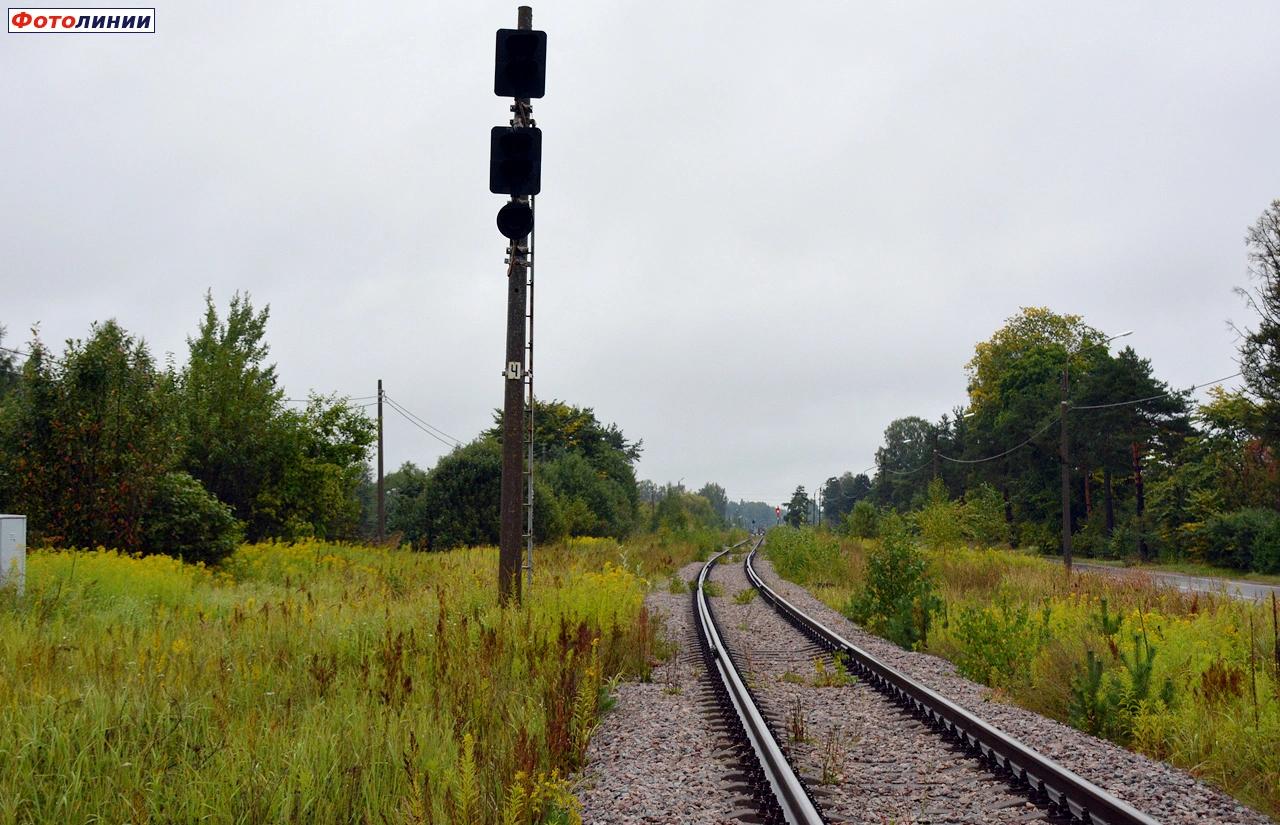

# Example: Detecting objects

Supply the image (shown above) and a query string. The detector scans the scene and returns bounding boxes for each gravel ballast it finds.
[576,550,1273,824]
[576,561,758,825]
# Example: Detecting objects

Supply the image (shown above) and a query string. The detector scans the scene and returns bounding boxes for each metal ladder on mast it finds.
[520,196,536,588]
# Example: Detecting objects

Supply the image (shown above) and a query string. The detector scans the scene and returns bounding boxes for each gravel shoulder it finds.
[576,561,754,825]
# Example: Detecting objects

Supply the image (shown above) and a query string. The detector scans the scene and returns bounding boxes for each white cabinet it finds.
[0,515,25,595]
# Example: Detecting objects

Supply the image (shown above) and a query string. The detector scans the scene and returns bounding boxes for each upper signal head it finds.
[494,29,547,99]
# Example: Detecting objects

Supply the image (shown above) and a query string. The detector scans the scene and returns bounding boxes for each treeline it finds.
[0,293,673,559]
[375,458,772,550]
[0,282,760,559]
[805,199,1280,574]
[631,480,774,534]
[367,401,645,549]
[0,294,374,564]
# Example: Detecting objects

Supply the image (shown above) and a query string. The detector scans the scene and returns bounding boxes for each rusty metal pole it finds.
[1272,592,1278,678]
[1060,368,1072,573]
[377,379,385,543]
[498,5,534,606]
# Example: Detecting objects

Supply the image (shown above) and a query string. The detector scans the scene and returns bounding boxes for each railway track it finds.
[693,541,826,825]
[691,535,1162,825]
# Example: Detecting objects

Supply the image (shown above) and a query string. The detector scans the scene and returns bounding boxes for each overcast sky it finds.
[3,2,1279,505]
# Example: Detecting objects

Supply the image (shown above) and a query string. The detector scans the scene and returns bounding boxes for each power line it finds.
[939,415,1061,464]
[284,394,377,404]
[0,344,66,365]
[1072,371,1242,411]
[384,402,459,450]
[870,368,1246,477]
[383,394,462,445]
[880,457,936,476]
[864,416,1059,477]
[384,396,460,444]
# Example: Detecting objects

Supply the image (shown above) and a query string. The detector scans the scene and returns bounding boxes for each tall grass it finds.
[0,534,708,824]
[765,527,1280,818]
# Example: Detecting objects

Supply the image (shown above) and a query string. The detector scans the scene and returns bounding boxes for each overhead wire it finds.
[1071,371,1242,411]
[867,367,1245,477]
[384,403,458,450]
[1,344,66,365]
[284,394,378,404]
[382,394,462,445]
[939,415,1061,464]
[879,458,936,476]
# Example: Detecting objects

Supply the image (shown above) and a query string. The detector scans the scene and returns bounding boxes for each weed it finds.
[0,536,713,824]
[787,697,807,744]
[949,600,1049,690]
[810,655,855,687]
[1198,658,1245,705]
[733,588,758,605]
[820,726,845,784]
[1094,597,1123,637]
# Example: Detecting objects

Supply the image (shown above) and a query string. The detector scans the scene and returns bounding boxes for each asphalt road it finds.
[1075,562,1280,602]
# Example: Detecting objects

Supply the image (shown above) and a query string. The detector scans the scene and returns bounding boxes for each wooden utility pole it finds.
[1083,467,1091,519]
[1271,592,1278,677]
[498,5,534,606]
[377,379,385,542]
[1060,368,1073,572]
[1132,442,1147,560]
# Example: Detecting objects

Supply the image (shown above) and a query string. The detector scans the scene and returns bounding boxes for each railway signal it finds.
[494,28,547,99]
[494,6,545,606]
[489,126,542,196]
[496,200,534,240]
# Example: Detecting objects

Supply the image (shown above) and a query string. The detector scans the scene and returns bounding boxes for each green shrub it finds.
[962,483,1008,546]
[1202,508,1280,572]
[915,479,964,550]
[1068,628,1174,745]
[141,471,241,565]
[950,599,1049,689]
[844,521,937,648]
[1106,516,1153,561]
[1068,650,1127,739]
[845,500,879,538]
[767,527,845,586]
[1073,513,1115,558]
[1017,520,1058,555]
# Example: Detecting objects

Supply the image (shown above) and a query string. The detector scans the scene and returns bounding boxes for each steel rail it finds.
[695,540,826,825]
[744,543,1161,825]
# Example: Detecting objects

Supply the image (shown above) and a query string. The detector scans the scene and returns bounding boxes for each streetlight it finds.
[1060,329,1134,572]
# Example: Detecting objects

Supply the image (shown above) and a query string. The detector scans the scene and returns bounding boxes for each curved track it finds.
[693,542,827,825]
